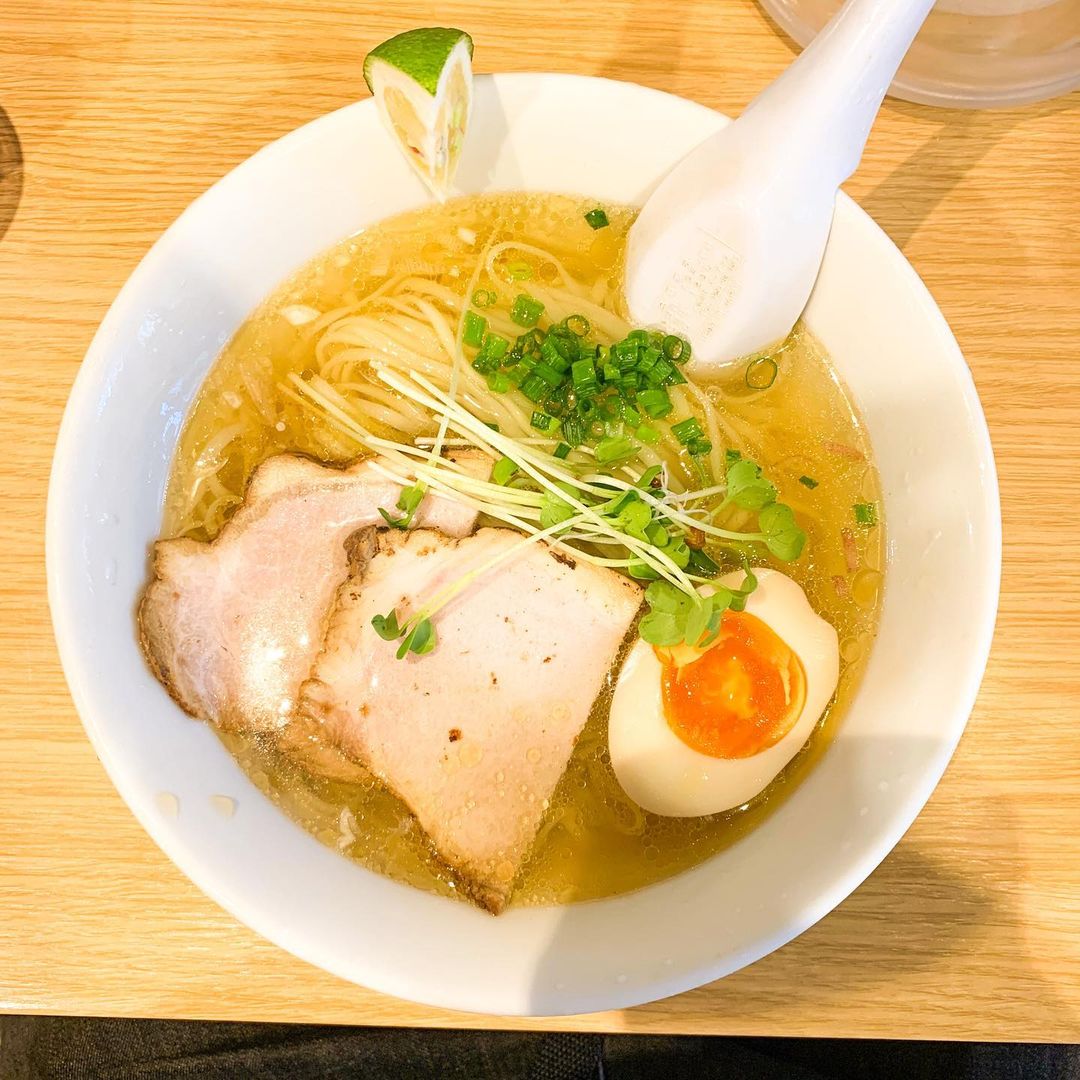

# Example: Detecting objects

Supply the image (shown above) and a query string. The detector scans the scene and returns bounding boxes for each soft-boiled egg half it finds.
[609,569,839,817]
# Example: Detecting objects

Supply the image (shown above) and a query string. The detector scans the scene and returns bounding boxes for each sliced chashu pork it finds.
[297,526,643,913]
[139,452,488,733]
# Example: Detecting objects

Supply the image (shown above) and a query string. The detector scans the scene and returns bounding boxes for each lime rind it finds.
[363,27,473,97]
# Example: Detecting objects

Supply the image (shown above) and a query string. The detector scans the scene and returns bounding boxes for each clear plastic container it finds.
[758,0,1080,108]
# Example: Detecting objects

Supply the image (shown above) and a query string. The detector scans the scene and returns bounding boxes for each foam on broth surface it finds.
[163,193,883,907]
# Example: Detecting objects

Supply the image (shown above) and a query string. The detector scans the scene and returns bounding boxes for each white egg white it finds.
[608,569,839,817]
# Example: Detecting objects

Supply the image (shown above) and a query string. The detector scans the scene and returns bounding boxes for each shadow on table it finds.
[0,105,24,244]
[862,96,1080,252]
[593,0,693,96]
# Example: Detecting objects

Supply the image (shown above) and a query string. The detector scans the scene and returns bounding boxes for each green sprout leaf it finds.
[658,535,691,570]
[379,482,426,530]
[759,503,806,561]
[643,581,685,614]
[683,599,709,649]
[539,490,576,530]
[638,611,682,645]
[371,609,402,641]
[698,587,734,646]
[397,616,437,659]
[614,497,652,543]
[639,582,737,649]
[726,565,758,612]
[725,458,777,510]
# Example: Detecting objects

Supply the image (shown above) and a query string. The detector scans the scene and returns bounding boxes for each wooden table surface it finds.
[2,0,1078,1043]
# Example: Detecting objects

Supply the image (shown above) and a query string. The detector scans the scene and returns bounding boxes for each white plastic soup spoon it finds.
[624,0,936,378]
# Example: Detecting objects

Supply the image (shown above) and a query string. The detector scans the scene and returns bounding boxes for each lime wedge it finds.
[363,27,474,199]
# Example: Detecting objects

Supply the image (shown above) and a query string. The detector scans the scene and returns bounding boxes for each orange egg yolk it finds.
[659,611,807,759]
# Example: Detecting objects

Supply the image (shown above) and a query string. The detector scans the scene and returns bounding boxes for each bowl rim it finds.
[46,72,1002,1016]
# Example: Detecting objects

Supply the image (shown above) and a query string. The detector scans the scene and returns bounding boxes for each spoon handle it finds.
[743,0,937,186]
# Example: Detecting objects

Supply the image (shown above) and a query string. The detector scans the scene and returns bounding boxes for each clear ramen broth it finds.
[162,193,883,907]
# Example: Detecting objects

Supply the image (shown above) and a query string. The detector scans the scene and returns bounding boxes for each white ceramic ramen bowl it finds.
[47,73,1000,1016]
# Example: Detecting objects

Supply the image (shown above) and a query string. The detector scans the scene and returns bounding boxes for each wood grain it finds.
[1,0,1078,1041]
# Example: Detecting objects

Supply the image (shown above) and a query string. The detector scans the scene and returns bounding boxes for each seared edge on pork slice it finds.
[296,526,643,913]
[138,452,489,733]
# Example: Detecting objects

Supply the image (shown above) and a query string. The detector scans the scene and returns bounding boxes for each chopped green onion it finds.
[471,288,497,308]
[571,358,599,397]
[725,448,742,467]
[594,435,638,464]
[687,436,713,457]
[520,373,549,402]
[545,381,571,413]
[599,396,622,421]
[662,335,690,364]
[746,357,779,390]
[533,361,565,387]
[480,332,509,360]
[540,339,573,372]
[613,341,639,368]
[531,410,560,433]
[491,456,518,485]
[636,424,660,444]
[584,207,609,229]
[517,328,544,355]
[647,358,676,386]
[486,372,511,394]
[462,310,487,348]
[637,388,673,419]
[552,333,581,362]
[671,417,705,445]
[565,314,590,337]
[510,294,545,328]
[472,332,509,374]
[561,415,586,447]
[553,442,571,460]
[853,502,878,527]
[506,260,533,280]
[799,475,819,489]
